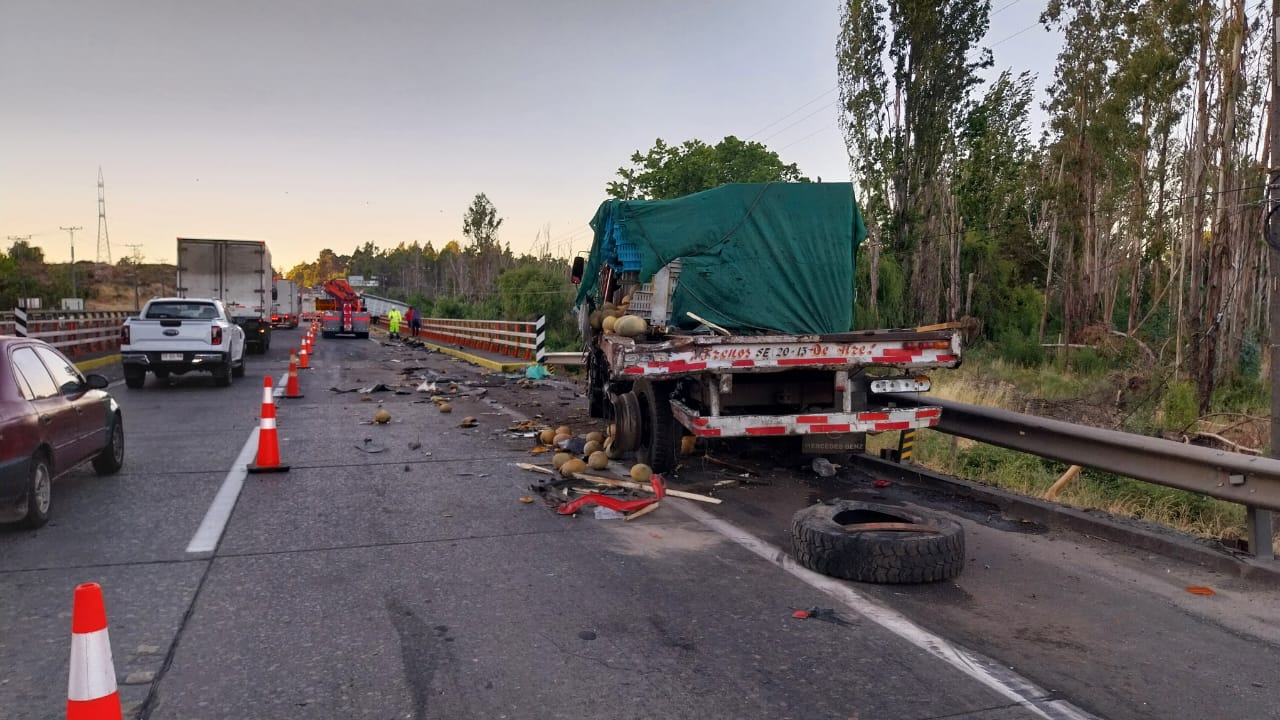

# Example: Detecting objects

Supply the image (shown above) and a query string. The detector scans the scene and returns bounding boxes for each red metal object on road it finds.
[556,473,667,515]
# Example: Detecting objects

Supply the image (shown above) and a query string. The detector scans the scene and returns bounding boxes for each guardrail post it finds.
[13,305,29,337]
[1247,507,1274,560]
[535,315,546,364]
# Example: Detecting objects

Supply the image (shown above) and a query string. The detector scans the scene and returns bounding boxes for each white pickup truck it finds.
[119,298,247,388]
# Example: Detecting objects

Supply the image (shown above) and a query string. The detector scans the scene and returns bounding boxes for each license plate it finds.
[161,353,183,362]
[803,432,865,453]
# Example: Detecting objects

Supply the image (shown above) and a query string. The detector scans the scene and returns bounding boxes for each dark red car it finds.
[0,336,123,527]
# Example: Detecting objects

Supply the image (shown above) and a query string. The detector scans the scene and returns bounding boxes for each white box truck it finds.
[272,278,300,328]
[176,238,275,354]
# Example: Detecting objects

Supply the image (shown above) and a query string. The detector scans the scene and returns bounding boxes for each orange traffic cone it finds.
[284,352,303,399]
[247,377,290,473]
[298,344,310,370]
[67,582,122,720]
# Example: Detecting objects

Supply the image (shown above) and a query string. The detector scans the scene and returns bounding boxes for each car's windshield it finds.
[145,302,217,320]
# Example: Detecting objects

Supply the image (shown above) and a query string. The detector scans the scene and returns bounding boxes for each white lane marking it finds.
[671,501,1097,720]
[273,371,288,397]
[185,428,260,554]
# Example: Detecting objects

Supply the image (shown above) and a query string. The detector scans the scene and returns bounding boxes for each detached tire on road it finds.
[791,500,964,584]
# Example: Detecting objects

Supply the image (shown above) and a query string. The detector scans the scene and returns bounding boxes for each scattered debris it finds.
[624,501,662,521]
[439,403,452,413]
[705,454,753,475]
[417,380,438,393]
[373,408,392,424]
[459,416,478,428]
[525,364,550,380]
[329,386,358,394]
[519,496,536,504]
[630,464,653,483]
[1186,586,1216,596]
[873,479,891,488]
[594,506,625,520]
[811,457,838,477]
[408,441,422,450]
[789,607,855,626]
[359,383,393,393]
[356,444,386,453]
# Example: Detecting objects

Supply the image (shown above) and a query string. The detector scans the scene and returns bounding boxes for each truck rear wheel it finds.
[635,380,681,474]
[124,367,145,389]
[214,360,233,387]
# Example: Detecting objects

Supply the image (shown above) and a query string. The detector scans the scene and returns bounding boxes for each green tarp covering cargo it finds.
[575,182,867,335]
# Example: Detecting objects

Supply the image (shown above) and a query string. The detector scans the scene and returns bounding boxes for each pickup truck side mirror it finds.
[570,257,585,286]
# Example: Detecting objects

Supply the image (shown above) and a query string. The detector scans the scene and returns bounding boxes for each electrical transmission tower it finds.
[97,166,111,263]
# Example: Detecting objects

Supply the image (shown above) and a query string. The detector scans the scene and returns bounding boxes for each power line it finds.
[746,86,839,140]
[761,100,840,144]
[991,0,1023,16]
[990,21,1040,47]
[778,123,839,152]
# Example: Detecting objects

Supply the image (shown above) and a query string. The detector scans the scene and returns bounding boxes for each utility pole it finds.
[60,225,82,301]
[124,243,144,310]
[1263,0,1279,560]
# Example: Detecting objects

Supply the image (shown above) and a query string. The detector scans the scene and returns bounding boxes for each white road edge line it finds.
[671,500,1097,720]
[273,371,288,397]
[185,427,260,554]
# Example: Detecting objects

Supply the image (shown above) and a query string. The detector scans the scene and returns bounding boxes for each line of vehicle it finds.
[672,500,1098,720]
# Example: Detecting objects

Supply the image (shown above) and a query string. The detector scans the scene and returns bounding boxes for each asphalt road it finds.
[3,330,1279,719]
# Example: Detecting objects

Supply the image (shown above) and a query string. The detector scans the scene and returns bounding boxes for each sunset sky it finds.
[1,0,1057,271]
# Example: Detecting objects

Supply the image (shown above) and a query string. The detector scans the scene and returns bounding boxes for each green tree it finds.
[838,0,992,322]
[606,136,808,200]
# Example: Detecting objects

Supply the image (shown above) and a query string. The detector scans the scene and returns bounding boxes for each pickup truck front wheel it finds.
[124,367,145,389]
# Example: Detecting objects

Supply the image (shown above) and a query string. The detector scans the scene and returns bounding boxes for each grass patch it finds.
[868,348,1278,553]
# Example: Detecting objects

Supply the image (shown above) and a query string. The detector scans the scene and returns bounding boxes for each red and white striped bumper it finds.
[669,399,941,438]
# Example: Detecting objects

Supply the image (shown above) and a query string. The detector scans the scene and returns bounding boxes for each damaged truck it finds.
[572,182,962,474]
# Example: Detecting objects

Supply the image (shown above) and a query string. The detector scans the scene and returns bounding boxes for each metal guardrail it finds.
[0,310,134,357]
[895,395,1278,559]
[414,317,538,361]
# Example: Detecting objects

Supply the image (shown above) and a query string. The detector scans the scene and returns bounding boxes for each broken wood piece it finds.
[705,454,753,475]
[686,312,731,336]
[914,321,963,332]
[625,502,661,521]
[841,522,940,534]
[516,462,556,476]
[572,473,722,504]
[1044,464,1082,500]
